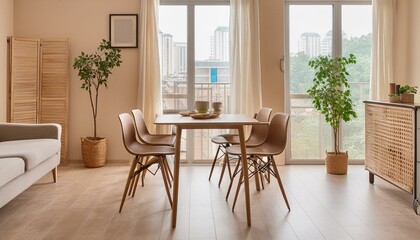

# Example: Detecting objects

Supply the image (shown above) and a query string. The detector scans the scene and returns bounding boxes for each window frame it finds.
[285,0,372,164]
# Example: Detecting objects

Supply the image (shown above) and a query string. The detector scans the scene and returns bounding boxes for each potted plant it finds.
[388,93,400,103]
[307,54,357,175]
[73,39,122,167]
[399,85,418,103]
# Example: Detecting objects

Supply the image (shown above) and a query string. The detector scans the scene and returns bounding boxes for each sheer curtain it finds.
[137,0,162,133]
[229,0,262,116]
[370,0,396,100]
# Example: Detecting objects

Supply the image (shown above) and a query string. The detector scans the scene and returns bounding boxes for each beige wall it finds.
[260,0,284,114]
[0,0,13,122]
[12,0,285,163]
[259,0,285,164]
[14,0,139,162]
[395,0,420,102]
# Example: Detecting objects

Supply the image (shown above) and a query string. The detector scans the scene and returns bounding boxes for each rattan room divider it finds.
[7,37,69,165]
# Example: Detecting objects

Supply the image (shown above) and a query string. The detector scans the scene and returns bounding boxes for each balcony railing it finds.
[289,81,369,161]
[162,80,231,161]
[162,80,230,114]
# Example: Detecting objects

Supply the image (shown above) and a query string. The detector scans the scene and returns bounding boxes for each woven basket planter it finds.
[81,137,107,168]
[326,151,348,175]
[401,93,414,103]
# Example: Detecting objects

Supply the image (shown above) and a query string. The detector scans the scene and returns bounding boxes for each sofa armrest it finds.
[0,123,62,142]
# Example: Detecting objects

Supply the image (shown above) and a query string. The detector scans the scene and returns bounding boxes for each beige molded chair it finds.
[132,109,175,187]
[132,109,176,146]
[208,107,272,187]
[226,112,290,212]
[118,113,175,212]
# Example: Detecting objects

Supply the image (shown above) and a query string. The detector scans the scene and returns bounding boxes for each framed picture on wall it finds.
[109,14,138,48]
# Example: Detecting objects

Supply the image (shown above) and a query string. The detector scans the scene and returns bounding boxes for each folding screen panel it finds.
[8,37,69,165]
[9,37,40,123]
[40,39,69,164]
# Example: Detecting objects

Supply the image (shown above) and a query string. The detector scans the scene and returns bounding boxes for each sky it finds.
[159,4,372,57]
[289,5,372,53]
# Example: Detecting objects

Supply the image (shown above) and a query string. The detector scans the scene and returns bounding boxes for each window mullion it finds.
[186,3,195,163]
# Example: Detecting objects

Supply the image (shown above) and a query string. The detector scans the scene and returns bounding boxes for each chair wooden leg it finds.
[232,169,244,212]
[265,157,271,184]
[164,158,172,188]
[226,159,241,201]
[226,155,232,179]
[259,168,265,190]
[270,156,290,210]
[253,157,261,191]
[119,156,138,213]
[267,156,271,183]
[165,159,174,182]
[209,145,221,180]
[218,153,228,188]
[141,156,148,187]
[131,161,143,198]
[51,167,57,183]
[160,157,173,208]
[129,157,142,196]
[131,172,141,197]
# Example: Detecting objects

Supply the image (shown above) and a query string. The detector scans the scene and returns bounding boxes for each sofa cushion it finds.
[0,157,25,188]
[0,139,60,171]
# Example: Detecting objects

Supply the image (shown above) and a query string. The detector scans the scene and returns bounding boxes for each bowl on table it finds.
[195,101,209,114]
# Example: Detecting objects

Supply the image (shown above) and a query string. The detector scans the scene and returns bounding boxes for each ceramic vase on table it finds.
[212,102,222,114]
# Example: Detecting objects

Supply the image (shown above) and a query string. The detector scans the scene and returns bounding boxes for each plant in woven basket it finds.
[73,40,122,167]
[399,85,418,103]
[307,54,357,174]
[73,39,122,137]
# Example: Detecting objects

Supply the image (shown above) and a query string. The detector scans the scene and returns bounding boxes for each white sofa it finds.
[0,123,61,208]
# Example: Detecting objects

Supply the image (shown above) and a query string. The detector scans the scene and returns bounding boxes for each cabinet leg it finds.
[413,199,420,214]
[369,172,374,184]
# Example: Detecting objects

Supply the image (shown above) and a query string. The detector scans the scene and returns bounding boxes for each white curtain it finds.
[370,0,396,100]
[138,0,162,133]
[229,0,262,116]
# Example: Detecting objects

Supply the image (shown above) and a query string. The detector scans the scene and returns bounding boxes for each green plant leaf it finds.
[73,40,123,137]
[307,54,357,154]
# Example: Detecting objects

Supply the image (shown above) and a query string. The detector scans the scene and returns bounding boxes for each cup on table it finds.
[195,101,209,114]
[211,102,222,114]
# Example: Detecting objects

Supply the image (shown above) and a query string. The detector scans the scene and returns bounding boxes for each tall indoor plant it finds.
[73,39,122,167]
[307,54,357,174]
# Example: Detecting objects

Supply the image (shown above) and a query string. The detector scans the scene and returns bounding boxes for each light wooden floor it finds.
[1,164,420,240]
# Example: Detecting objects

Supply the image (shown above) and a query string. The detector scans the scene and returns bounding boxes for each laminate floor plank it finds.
[1,164,420,240]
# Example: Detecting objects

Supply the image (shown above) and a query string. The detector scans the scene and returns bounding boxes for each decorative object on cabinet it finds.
[364,100,420,214]
[388,93,401,103]
[109,14,138,48]
[307,54,357,175]
[399,85,418,103]
[73,39,122,168]
[7,37,69,165]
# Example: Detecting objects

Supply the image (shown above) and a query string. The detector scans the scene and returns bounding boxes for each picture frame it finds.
[109,14,138,48]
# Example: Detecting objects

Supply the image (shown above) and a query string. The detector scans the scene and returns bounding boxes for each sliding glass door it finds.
[159,1,230,162]
[286,1,372,163]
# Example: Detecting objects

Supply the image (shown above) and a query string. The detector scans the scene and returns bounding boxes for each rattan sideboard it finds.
[364,100,420,213]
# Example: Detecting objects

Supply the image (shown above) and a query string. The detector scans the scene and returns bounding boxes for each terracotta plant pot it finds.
[326,151,348,175]
[81,137,107,168]
[400,93,414,103]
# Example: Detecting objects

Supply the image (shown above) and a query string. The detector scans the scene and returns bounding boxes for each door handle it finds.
[280,57,285,73]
